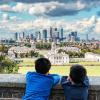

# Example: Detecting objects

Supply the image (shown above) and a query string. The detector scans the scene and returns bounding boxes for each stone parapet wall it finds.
[0,74,100,100]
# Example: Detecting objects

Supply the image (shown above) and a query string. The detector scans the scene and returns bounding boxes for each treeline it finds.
[14,51,43,58]
[58,49,84,58]
[36,43,51,50]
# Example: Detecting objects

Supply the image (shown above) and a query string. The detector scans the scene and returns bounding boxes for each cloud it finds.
[46,7,79,16]
[10,16,18,21]
[12,2,32,12]
[14,0,100,17]
[29,4,48,16]
[0,4,13,12]
[0,0,100,17]
[1,12,20,22]
[0,15,99,37]
[0,3,32,13]
[28,1,86,16]
[4,0,98,4]
[2,13,10,20]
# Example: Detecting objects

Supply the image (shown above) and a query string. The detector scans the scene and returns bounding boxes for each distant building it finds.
[30,40,36,50]
[22,32,25,39]
[60,46,81,52]
[0,39,16,45]
[44,42,69,65]
[30,34,34,40]
[49,27,53,42]
[15,32,18,41]
[33,27,65,43]
[48,27,61,43]
[60,28,64,41]
[43,29,48,42]
[85,52,100,62]
[8,46,34,58]
[36,31,41,42]
[68,31,80,42]
[0,52,5,56]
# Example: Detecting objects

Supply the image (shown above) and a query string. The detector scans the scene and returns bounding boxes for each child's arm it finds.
[84,76,89,87]
[61,76,68,84]
[61,76,68,90]
[51,74,61,86]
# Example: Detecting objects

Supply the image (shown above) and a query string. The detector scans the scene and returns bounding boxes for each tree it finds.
[20,53,25,58]
[36,43,51,50]
[0,55,5,61]
[25,43,31,47]
[0,45,8,53]
[0,56,18,73]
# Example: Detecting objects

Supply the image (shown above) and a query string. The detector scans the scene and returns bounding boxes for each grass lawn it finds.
[18,58,100,66]
[18,58,100,76]
[18,66,100,76]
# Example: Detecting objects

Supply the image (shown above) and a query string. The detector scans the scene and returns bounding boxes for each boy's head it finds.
[69,64,87,84]
[35,58,51,74]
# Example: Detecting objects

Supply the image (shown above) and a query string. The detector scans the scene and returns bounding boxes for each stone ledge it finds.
[0,74,25,88]
[0,74,100,90]
[0,74,100,100]
[0,98,21,100]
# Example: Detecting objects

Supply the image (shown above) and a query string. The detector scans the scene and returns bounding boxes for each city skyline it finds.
[0,0,100,39]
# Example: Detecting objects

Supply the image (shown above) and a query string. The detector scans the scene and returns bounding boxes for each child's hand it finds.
[67,76,70,81]
[46,72,49,75]
[67,76,72,82]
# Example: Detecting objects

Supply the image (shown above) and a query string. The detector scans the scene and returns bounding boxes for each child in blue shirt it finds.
[22,58,60,100]
[61,64,89,100]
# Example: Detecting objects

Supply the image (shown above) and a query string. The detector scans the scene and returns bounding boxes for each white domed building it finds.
[44,42,69,65]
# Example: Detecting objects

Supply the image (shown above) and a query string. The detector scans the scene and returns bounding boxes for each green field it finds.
[18,58,100,76]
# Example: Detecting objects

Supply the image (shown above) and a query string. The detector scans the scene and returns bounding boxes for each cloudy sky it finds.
[0,0,100,39]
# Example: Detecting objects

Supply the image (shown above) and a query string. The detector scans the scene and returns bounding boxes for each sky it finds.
[0,0,100,40]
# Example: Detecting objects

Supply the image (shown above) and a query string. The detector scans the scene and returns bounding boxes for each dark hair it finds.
[69,64,87,84]
[35,58,51,74]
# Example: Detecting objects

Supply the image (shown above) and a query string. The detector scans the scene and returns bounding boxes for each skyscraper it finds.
[43,29,48,42]
[22,32,25,39]
[30,34,34,40]
[36,31,41,41]
[60,28,64,41]
[14,32,18,41]
[50,27,53,41]
[86,34,89,42]
[52,27,58,42]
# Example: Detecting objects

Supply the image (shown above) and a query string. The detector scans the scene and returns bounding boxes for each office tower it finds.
[50,27,53,41]
[43,29,48,42]
[60,28,64,41]
[52,27,58,43]
[71,32,77,37]
[30,34,34,40]
[36,31,41,40]
[70,31,78,42]
[54,28,58,38]
[70,36,75,42]
[86,34,89,42]
[15,32,18,41]
[26,34,29,39]
[54,28,57,31]
[74,31,77,37]
[22,32,25,39]
[57,32,60,39]
[68,34,71,41]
